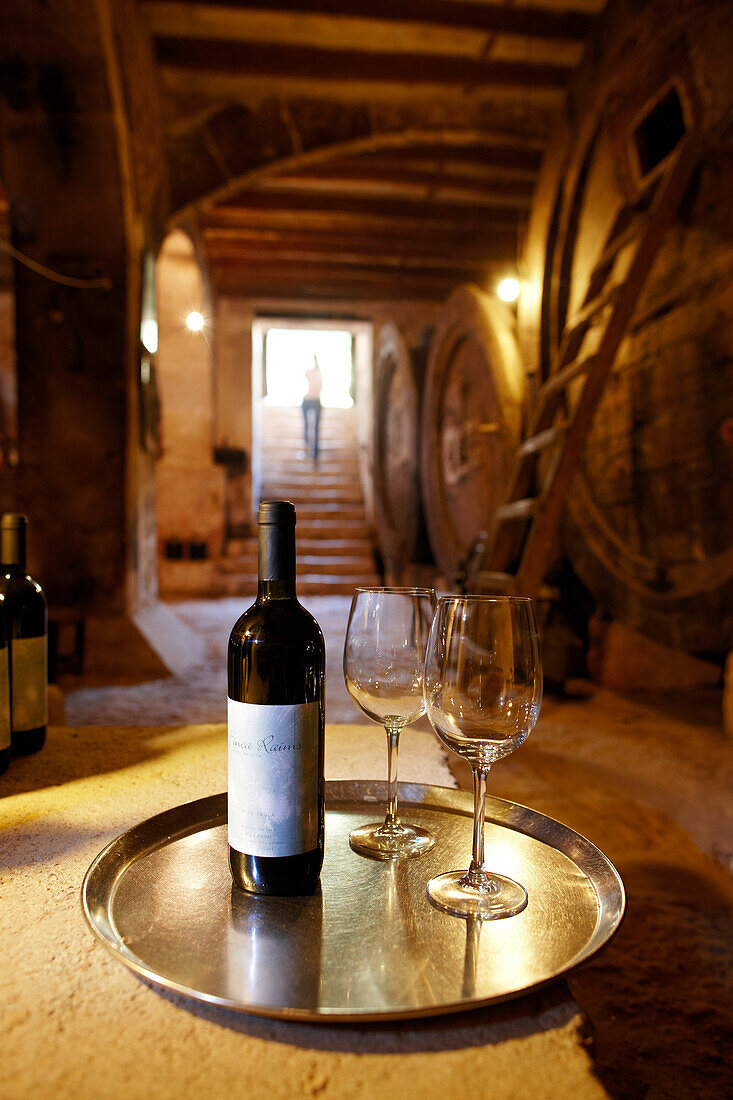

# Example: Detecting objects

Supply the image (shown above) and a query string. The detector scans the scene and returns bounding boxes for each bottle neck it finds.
[257,522,296,601]
[1,524,26,572]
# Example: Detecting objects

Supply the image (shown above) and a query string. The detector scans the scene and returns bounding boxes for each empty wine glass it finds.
[424,595,542,918]
[343,587,437,859]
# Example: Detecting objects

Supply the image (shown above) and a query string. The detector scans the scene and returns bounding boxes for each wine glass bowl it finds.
[343,587,437,860]
[424,595,542,918]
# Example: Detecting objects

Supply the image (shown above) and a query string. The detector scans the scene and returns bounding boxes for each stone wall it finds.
[0,0,166,619]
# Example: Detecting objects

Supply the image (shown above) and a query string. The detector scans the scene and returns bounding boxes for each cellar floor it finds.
[58,595,733,1097]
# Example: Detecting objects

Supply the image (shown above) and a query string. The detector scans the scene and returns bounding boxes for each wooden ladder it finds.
[476,118,701,601]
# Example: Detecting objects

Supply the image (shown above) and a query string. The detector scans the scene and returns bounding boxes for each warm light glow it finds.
[186,311,205,332]
[263,328,354,408]
[497,278,521,303]
[140,318,158,354]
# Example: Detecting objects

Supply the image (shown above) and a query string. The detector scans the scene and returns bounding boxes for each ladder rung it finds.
[592,218,643,278]
[496,498,537,523]
[540,354,598,399]
[518,424,565,458]
[565,284,622,336]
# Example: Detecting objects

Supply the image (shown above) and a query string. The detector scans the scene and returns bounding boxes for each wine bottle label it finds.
[0,648,9,750]
[228,699,319,857]
[11,635,48,731]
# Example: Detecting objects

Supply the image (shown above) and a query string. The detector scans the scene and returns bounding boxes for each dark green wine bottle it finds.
[227,500,325,895]
[0,514,47,756]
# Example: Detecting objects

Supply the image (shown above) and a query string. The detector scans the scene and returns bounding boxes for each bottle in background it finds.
[227,500,325,896]
[0,514,47,756]
[0,594,10,774]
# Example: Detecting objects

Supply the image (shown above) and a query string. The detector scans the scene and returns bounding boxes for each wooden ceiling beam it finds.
[202,210,517,247]
[203,222,518,245]
[211,254,500,278]
[253,169,535,205]
[210,260,498,300]
[325,147,543,175]
[207,246,512,272]
[143,0,594,43]
[209,190,525,226]
[155,37,572,89]
[203,233,516,266]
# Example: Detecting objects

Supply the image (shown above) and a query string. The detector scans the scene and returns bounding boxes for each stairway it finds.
[221,404,380,595]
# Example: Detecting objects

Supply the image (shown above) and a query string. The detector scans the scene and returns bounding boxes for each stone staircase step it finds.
[262,421,355,433]
[299,555,375,573]
[262,468,361,482]
[296,538,375,556]
[262,417,354,429]
[263,491,365,505]
[216,574,375,597]
[225,508,368,526]
[221,555,376,576]
[262,441,357,453]
[293,504,368,520]
[262,445,357,457]
[261,434,357,446]
[271,487,365,497]
[296,520,371,539]
[262,474,362,487]
[261,452,359,465]
[221,405,375,592]
[224,536,375,558]
[300,575,379,593]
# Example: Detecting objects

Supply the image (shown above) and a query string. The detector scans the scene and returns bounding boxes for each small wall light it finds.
[141,318,158,354]
[497,278,521,303]
[186,311,205,332]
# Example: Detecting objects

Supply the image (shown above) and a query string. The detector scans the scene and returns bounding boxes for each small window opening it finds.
[633,86,686,177]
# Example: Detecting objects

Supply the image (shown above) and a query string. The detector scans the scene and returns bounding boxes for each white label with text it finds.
[12,635,47,731]
[228,698,319,857]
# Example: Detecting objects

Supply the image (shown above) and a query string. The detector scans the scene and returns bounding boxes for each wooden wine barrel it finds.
[372,324,429,575]
[522,0,733,653]
[517,124,571,389]
[420,285,526,582]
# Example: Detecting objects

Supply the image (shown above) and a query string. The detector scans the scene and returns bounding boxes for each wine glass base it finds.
[349,822,435,861]
[427,870,528,920]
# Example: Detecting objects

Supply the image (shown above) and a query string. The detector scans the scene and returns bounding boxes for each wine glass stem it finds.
[465,765,492,890]
[384,722,402,827]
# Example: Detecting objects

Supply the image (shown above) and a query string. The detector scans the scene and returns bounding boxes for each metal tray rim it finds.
[81,781,626,1023]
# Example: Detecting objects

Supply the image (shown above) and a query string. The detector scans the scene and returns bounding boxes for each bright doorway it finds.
[250,316,374,521]
[263,327,354,408]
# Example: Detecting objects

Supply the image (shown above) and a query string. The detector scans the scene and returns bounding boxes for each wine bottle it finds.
[1,514,47,756]
[0,597,10,774]
[228,500,325,895]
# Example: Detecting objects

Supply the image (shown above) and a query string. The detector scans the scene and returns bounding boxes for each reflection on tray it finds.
[228,886,323,1011]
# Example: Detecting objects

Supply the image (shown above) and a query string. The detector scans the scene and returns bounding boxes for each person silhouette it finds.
[302,356,323,461]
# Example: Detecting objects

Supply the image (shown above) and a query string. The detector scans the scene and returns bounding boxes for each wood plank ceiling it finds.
[141,0,607,301]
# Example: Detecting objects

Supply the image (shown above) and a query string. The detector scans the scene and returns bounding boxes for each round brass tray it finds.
[81,781,625,1021]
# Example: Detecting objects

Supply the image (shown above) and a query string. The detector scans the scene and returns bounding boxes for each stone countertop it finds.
[1,722,605,1100]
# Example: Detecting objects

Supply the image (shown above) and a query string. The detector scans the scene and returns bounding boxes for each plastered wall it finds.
[156,231,225,593]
